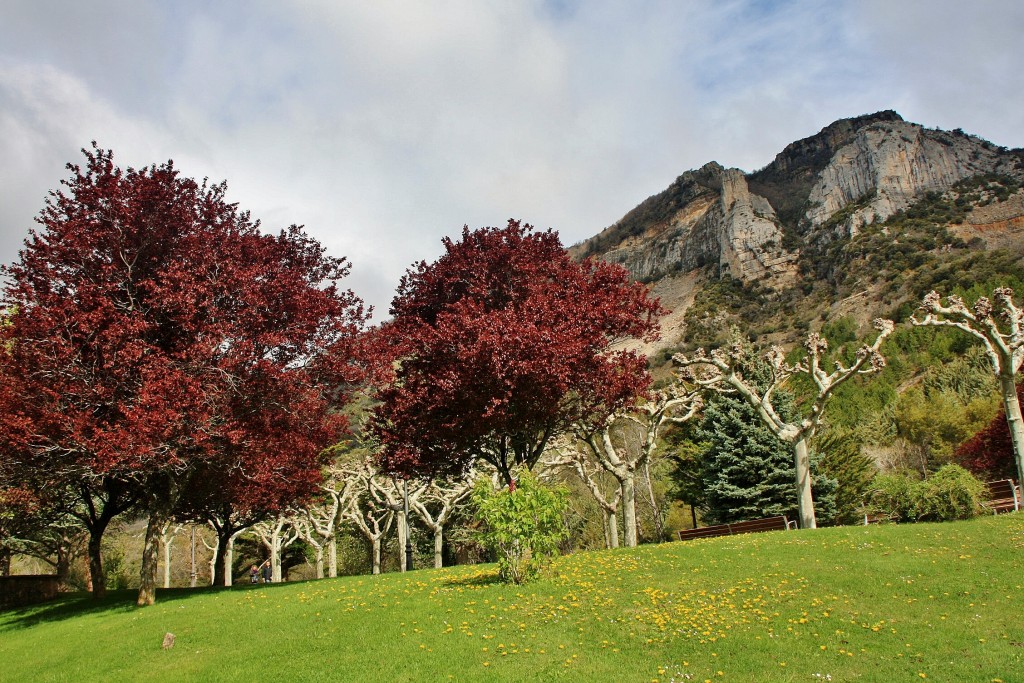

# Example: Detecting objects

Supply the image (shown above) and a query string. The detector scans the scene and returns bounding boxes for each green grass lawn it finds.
[3,514,1024,682]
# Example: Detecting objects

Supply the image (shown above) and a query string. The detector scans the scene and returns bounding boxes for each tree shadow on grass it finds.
[439,569,502,589]
[0,583,272,630]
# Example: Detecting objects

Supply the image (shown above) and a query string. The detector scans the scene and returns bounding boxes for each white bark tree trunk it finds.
[371,539,382,574]
[328,538,338,578]
[622,476,638,547]
[222,531,242,586]
[159,524,176,589]
[433,528,444,569]
[999,373,1024,488]
[397,509,408,572]
[201,536,218,586]
[793,437,816,529]
[314,546,325,579]
[606,510,619,549]
[224,547,233,586]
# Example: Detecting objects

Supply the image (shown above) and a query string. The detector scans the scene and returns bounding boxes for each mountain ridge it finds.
[571,111,1024,356]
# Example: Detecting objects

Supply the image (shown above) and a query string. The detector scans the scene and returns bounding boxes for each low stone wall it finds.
[0,575,61,610]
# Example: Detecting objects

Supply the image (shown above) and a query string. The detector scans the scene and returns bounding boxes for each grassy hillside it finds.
[3,515,1023,682]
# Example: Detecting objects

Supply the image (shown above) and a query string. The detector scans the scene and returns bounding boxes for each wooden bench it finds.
[677,515,796,541]
[985,479,1020,514]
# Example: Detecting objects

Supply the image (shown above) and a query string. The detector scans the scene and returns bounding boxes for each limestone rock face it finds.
[573,111,1023,289]
[574,162,797,287]
[804,120,1014,234]
[585,163,722,283]
[718,168,797,284]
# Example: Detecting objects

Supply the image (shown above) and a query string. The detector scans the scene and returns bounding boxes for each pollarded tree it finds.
[547,382,702,547]
[409,475,477,568]
[372,220,663,485]
[674,319,893,529]
[294,467,358,579]
[543,443,623,548]
[341,458,396,575]
[913,289,1024,486]
[251,513,301,583]
[358,470,424,572]
[0,145,368,605]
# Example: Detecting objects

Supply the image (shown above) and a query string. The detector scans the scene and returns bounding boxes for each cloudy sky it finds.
[2,1,1023,318]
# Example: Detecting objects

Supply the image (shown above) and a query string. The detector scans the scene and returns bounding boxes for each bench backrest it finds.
[985,479,1020,511]
[677,515,792,541]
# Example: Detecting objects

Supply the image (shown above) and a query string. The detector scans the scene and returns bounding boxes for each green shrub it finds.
[866,464,986,523]
[471,469,568,584]
[866,473,919,522]
[915,464,986,521]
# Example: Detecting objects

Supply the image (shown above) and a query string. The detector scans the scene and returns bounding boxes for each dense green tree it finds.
[812,427,877,525]
[677,321,890,528]
[694,394,838,525]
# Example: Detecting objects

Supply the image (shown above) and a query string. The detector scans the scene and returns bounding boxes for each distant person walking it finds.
[261,559,272,584]
[249,564,259,584]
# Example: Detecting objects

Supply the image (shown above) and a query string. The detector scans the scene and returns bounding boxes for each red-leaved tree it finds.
[0,144,368,605]
[955,382,1023,481]
[371,220,663,485]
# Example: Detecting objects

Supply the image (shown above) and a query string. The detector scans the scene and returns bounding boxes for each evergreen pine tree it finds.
[695,393,838,525]
[813,427,876,525]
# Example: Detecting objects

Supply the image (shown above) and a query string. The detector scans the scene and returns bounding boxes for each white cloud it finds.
[2,0,1023,318]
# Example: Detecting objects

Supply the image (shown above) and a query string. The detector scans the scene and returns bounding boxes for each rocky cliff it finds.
[573,111,1024,291]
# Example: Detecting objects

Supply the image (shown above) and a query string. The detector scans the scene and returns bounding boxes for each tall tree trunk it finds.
[793,438,817,529]
[223,535,238,586]
[622,476,638,547]
[315,545,325,579]
[272,542,282,582]
[162,536,173,589]
[138,507,170,606]
[371,539,381,575]
[607,510,619,549]
[328,538,338,578]
[87,526,107,599]
[397,510,407,572]
[999,374,1024,489]
[433,527,444,569]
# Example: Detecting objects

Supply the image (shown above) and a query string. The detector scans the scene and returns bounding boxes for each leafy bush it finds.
[866,464,986,523]
[471,469,568,584]
[915,465,986,521]
[866,473,919,522]
[102,544,134,590]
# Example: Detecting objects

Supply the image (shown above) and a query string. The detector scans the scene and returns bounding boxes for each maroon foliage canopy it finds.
[955,382,1023,481]
[1,144,369,525]
[371,220,663,484]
